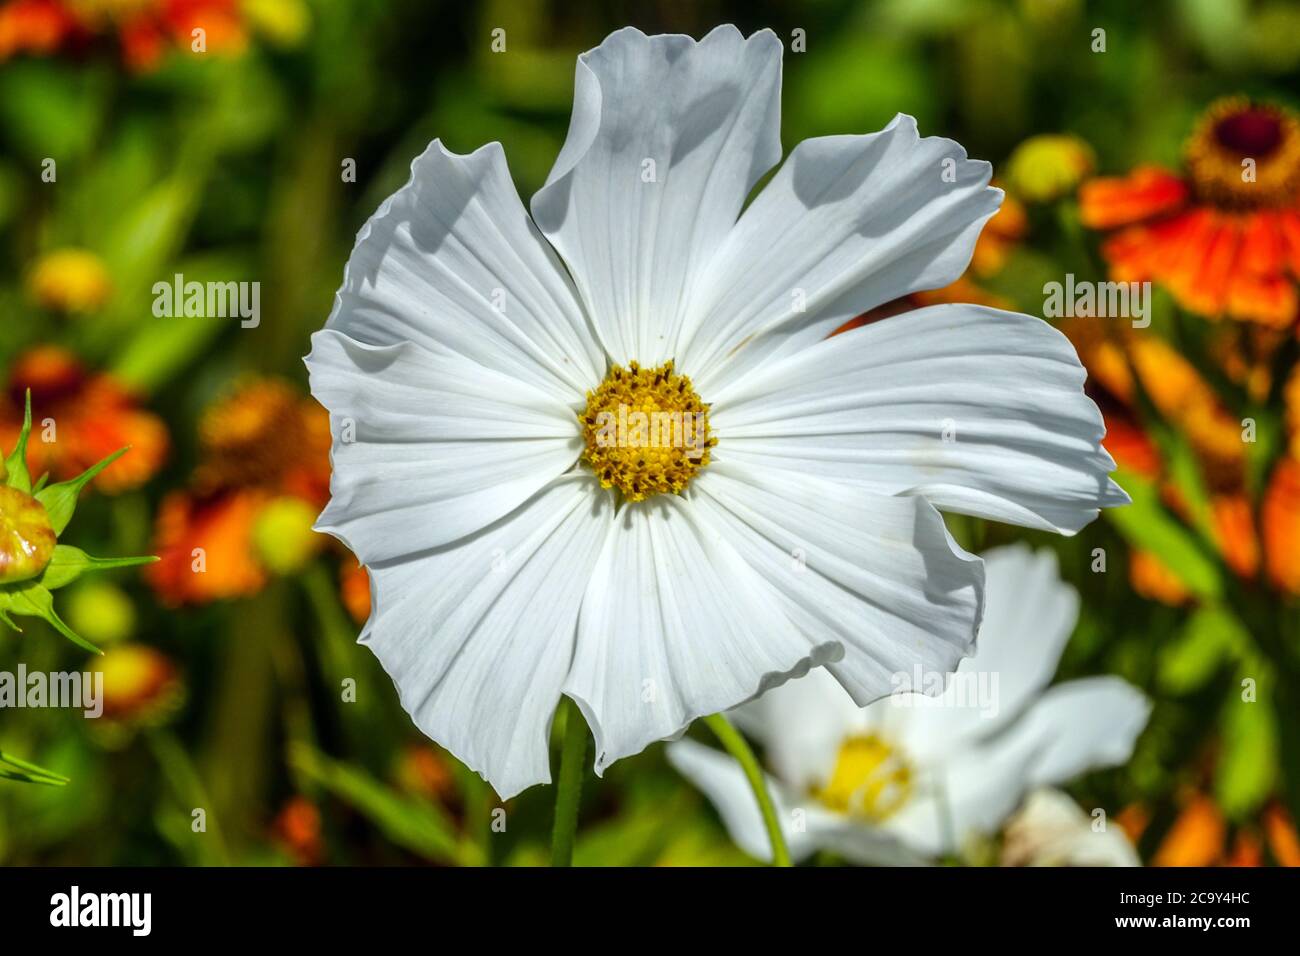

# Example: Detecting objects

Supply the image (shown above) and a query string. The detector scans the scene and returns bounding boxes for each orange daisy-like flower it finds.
[1081,98,1300,330]
[146,377,330,605]
[0,0,245,71]
[0,346,168,493]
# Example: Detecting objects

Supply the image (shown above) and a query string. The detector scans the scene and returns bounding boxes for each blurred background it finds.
[1,0,1299,865]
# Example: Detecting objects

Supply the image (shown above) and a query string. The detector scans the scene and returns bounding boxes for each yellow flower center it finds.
[578,361,715,502]
[0,486,57,585]
[813,734,914,822]
[1185,98,1300,209]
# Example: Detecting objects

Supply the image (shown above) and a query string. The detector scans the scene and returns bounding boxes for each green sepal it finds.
[35,447,128,535]
[0,582,102,653]
[32,472,49,493]
[39,544,158,591]
[2,390,33,493]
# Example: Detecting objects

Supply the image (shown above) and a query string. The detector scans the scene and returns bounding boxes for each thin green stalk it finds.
[550,698,588,867]
[703,712,792,867]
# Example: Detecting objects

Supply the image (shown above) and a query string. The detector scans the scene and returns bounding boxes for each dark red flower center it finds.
[1214,109,1284,158]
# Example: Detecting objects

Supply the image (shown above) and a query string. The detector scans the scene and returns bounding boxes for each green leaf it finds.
[0,749,69,786]
[1215,672,1278,820]
[1108,469,1225,600]
[1157,606,1248,695]
[38,544,158,591]
[1,582,101,653]
[289,743,482,866]
[34,447,128,535]
[3,389,32,493]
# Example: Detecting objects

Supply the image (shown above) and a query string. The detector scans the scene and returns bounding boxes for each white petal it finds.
[885,744,1042,856]
[731,665,861,791]
[665,738,817,863]
[709,304,1129,535]
[691,463,984,708]
[1012,677,1152,787]
[675,115,1000,392]
[667,737,926,865]
[964,544,1080,726]
[306,330,581,564]
[327,139,603,401]
[565,494,838,774]
[880,543,1081,759]
[1002,788,1140,866]
[887,677,1149,855]
[531,25,783,367]
[360,474,613,799]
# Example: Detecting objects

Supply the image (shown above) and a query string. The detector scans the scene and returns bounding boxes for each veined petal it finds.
[361,474,613,800]
[306,330,581,564]
[327,139,603,402]
[676,115,1001,392]
[692,463,984,709]
[709,304,1128,535]
[532,25,783,367]
[565,493,838,775]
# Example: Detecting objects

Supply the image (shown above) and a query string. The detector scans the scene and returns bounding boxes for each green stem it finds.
[550,698,587,867]
[703,713,792,867]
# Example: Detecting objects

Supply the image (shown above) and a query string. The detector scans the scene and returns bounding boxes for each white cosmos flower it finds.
[667,546,1150,864]
[1001,788,1140,867]
[305,26,1127,800]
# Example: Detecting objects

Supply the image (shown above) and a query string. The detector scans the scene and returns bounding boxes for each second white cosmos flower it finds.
[306,25,1127,798]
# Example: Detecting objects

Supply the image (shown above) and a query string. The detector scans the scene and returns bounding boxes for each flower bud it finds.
[0,486,57,584]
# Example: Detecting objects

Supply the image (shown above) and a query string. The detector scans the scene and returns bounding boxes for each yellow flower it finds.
[1006,134,1095,202]
[27,249,112,313]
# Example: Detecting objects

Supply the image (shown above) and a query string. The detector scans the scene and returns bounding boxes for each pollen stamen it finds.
[578,361,716,502]
[813,734,914,822]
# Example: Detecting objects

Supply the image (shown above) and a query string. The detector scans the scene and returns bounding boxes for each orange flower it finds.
[0,0,79,58]
[1262,456,1300,595]
[969,191,1028,277]
[1153,793,1225,867]
[272,796,322,866]
[1081,98,1300,329]
[1129,550,1193,607]
[1263,804,1300,866]
[1211,493,1259,580]
[395,744,457,803]
[339,560,370,625]
[1224,829,1263,867]
[0,346,168,493]
[1100,409,1161,478]
[147,487,272,604]
[1286,363,1300,459]
[0,0,245,70]
[146,377,330,605]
